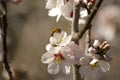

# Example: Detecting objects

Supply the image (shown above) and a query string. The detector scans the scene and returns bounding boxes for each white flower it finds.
[49,31,72,47]
[45,0,88,22]
[79,54,110,77]
[41,42,83,74]
[61,3,88,24]
[62,42,83,64]
[46,0,64,21]
[41,47,71,74]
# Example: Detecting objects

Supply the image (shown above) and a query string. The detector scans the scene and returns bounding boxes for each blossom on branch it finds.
[45,0,89,23]
[79,40,111,78]
[41,42,83,74]
[41,28,83,74]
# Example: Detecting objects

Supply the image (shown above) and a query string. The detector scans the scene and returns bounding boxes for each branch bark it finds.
[1,1,14,80]
[85,25,91,54]
[71,2,82,80]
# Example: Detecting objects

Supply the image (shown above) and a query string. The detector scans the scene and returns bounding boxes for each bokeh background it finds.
[0,0,120,80]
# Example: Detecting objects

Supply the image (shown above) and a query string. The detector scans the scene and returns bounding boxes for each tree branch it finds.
[73,0,103,40]
[71,2,82,80]
[1,1,14,80]
[71,0,104,80]
[85,25,91,54]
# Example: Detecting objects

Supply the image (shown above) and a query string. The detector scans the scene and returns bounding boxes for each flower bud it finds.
[93,40,100,48]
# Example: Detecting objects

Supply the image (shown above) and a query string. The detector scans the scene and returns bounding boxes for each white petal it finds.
[46,44,53,51]
[59,35,72,46]
[61,61,71,74]
[47,62,60,74]
[50,36,58,45]
[98,60,110,72]
[61,2,73,19]
[56,13,61,22]
[79,66,92,77]
[48,8,61,17]
[53,31,67,42]
[66,42,83,58]
[45,0,56,9]
[41,52,54,64]
[80,56,92,66]
[60,31,67,39]
[62,42,83,64]
[93,40,101,48]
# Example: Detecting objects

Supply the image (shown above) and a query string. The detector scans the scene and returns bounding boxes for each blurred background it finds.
[0,0,120,80]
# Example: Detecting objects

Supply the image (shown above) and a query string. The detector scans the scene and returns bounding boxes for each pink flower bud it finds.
[88,47,96,53]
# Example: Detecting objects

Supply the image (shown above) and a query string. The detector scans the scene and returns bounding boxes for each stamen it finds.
[54,52,64,64]
[51,27,61,36]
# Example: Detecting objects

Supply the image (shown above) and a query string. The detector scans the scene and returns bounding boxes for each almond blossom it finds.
[41,42,83,74]
[46,30,72,51]
[45,0,88,23]
[79,40,111,78]
[80,56,110,79]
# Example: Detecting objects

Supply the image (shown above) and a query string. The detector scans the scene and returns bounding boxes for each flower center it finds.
[54,52,64,64]
[90,59,99,69]
[51,27,61,36]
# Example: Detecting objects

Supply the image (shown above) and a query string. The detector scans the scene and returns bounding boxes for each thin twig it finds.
[71,2,80,35]
[73,0,103,40]
[1,1,14,80]
[71,2,80,45]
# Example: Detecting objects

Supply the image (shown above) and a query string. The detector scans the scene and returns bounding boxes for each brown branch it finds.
[85,25,91,54]
[71,2,80,35]
[71,2,80,45]
[71,2,82,80]
[1,1,14,80]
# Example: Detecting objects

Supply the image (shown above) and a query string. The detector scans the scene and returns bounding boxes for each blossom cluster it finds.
[41,28,111,76]
[45,0,95,23]
[80,40,111,77]
[41,28,83,74]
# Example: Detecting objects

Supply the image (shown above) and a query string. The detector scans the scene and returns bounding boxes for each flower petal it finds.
[98,60,110,72]
[47,62,60,74]
[53,31,67,42]
[46,44,53,51]
[61,61,71,74]
[41,52,54,64]
[48,8,61,17]
[59,35,72,46]
[45,0,56,9]
[50,36,58,45]
[80,56,92,66]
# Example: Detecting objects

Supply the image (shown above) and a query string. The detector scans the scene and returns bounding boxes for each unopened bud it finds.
[93,40,101,48]
[88,47,96,53]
